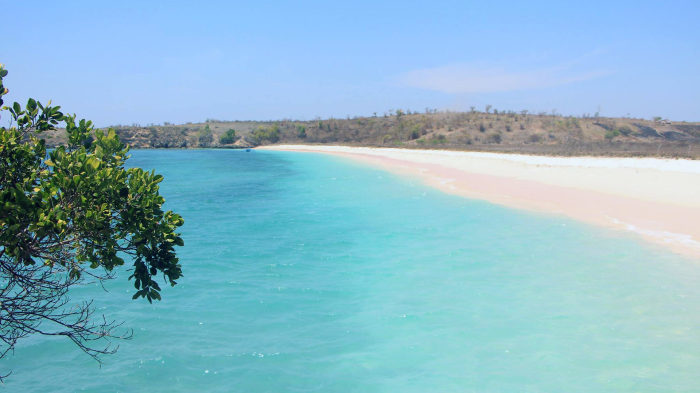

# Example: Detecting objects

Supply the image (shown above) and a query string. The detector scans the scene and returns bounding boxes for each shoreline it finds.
[258,145,700,259]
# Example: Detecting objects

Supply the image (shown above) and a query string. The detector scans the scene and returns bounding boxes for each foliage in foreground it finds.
[0,65,184,375]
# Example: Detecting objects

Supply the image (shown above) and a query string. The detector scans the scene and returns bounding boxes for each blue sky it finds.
[2,0,699,126]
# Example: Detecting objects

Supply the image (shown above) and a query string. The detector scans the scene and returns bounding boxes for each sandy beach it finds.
[259,145,700,259]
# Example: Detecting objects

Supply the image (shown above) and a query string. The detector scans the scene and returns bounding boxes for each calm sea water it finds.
[5,149,700,392]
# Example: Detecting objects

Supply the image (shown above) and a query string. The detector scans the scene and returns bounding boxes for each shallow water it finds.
[5,149,700,392]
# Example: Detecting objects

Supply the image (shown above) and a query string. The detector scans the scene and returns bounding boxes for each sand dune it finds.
[258,145,700,259]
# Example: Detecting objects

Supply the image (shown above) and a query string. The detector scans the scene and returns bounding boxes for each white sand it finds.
[258,145,700,259]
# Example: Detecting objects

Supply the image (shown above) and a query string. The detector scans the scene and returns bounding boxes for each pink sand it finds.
[259,145,700,259]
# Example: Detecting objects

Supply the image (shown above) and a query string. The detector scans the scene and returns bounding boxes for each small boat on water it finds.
[245,148,251,152]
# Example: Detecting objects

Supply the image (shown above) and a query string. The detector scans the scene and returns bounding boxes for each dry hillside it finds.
[42,110,700,158]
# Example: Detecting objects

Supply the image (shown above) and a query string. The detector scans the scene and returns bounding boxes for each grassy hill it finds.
[42,110,700,158]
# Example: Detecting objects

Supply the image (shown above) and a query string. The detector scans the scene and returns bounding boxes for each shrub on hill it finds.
[197,125,213,147]
[250,125,280,145]
[219,128,237,144]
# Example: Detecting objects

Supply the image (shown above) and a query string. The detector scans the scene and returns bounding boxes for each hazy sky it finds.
[3,0,699,126]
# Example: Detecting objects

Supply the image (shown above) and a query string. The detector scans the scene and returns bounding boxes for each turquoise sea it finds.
[5,149,700,392]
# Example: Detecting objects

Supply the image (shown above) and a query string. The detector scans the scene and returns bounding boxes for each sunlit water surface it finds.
[5,149,700,392]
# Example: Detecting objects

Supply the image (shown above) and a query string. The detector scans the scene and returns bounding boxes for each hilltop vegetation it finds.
[42,109,700,158]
